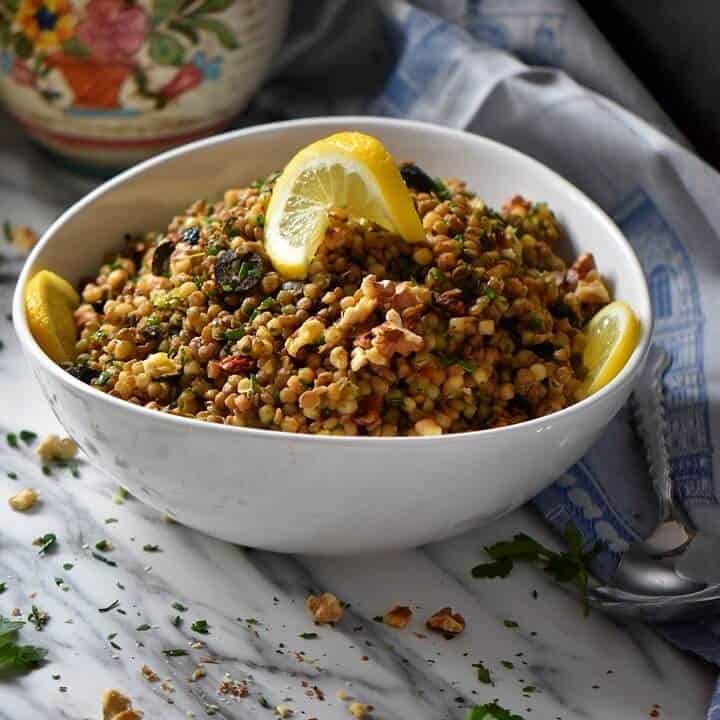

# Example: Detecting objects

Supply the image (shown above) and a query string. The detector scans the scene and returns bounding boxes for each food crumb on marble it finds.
[348,701,373,718]
[36,434,78,462]
[101,688,143,720]
[189,666,206,682]
[141,664,158,682]
[306,591,344,624]
[8,487,38,511]
[383,604,413,629]
[275,703,293,717]
[426,607,466,637]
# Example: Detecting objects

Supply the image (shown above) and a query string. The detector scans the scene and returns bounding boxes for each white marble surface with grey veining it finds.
[0,115,715,720]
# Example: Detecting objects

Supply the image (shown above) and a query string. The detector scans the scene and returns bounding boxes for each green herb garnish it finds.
[35,533,56,555]
[2,220,12,244]
[95,539,111,552]
[256,214,265,227]
[162,648,188,657]
[27,606,48,631]
[92,552,117,567]
[225,326,246,342]
[298,632,319,640]
[142,544,160,552]
[7,471,17,479]
[471,523,599,615]
[171,601,187,612]
[0,582,5,594]
[96,370,112,386]
[468,701,524,720]
[19,430,37,445]
[434,178,452,200]
[98,600,119,613]
[171,615,182,627]
[191,619,209,634]
[472,661,493,685]
[500,660,514,669]
[0,617,47,672]
[136,624,151,632]
[6,433,18,448]
[503,620,519,629]
[439,356,476,373]
[62,563,74,571]
[485,287,497,300]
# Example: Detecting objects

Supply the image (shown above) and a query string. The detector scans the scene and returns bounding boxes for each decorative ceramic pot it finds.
[0,0,289,170]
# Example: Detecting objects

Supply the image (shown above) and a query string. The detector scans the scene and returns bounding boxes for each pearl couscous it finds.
[64,164,610,436]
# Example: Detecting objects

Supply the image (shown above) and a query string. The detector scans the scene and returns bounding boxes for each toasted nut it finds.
[8,488,38,512]
[306,592,343,625]
[275,704,293,718]
[102,689,143,720]
[348,702,373,718]
[426,607,465,637]
[36,435,78,462]
[384,605,412,629]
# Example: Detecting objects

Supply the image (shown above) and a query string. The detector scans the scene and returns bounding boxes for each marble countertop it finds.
[0,119,715,720]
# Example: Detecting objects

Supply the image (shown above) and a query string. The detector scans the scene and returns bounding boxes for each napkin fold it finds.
[258,1,720,716]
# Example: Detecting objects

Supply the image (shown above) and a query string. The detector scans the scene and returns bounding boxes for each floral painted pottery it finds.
[0,0,289,170]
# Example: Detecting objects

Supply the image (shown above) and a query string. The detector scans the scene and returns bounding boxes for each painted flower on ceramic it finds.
[75,0,148,63]
[15,0,75,51]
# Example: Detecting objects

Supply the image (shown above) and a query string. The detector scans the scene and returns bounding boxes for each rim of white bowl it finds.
[13,116,653,444]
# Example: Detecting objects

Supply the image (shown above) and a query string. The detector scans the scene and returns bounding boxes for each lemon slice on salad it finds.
[24,270,80,364]
[579,300,640,398]
[265,131,425,279]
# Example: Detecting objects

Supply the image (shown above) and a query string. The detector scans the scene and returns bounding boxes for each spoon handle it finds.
[632,345,694,550]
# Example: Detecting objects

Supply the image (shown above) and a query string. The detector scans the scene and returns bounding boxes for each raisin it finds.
[151,241,174,276]
[400,163,437,194]
[214,250,263,294]
[181,226,201,246]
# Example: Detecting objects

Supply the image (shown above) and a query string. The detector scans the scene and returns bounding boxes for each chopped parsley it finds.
[62,563,74,571]
[171,615,182,627]
[27,605,49,631]
[500,660,514,669]
[98,600,119,613]
[6,433,18,448]
[136,624,152,632]
[7,471,17,479]
[94,539,111,552]
[92,552,117,567]
[35,533,56,555]
[19,430,37,445]
[503,620,519,629]
[142,544,160,552]
[485,287,497,300]
[439,356,476,373]
[191,619,209,634]
[0,582,5,594]
[434,178,452,200]
[225,326,246,342]
[468,701,524,720]
[2,220,12,244]
[171,601,187,612]
[162,648,188,657]
[298,632,319,640]
[471,523,599,615]
[472,661,493,685]
[0,617,47,672]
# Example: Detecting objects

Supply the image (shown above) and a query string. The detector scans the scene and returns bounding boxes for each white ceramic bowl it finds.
[13,117,652,554]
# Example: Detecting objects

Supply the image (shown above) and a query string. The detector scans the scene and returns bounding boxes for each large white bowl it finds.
[13,118,652,554]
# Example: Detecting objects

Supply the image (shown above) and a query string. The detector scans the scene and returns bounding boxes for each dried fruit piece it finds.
[214,251,263,294]
[151,241,174,276]
[399,162,437,194]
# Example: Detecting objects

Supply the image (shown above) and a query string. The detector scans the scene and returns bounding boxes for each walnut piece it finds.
[502,194,531,218]
[141,665,158,682]
[36,435,78,462]
[365,310,424,366]
[426,607,466,637]
[8,488,38,512]
[348,702,373,718]
[570,252,596,280]
[286,317,326,357]
[384,605,413,629]
[575,272,610,305]
[337,296,378,332]
[306,592,343,625]
[102,689,143,720]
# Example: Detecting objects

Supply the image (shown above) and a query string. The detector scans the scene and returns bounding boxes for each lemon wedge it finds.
[265,131,425,279]
[579,300,640,398]
[25,270,80,364]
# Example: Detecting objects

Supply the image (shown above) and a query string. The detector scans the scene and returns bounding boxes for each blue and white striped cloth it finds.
[256,1,720,715]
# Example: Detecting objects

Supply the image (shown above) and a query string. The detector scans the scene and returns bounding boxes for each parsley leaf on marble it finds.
[298,632,319,640]
[471,523,599,616]
[19,430,37,445]
[191,620,209,634]
[472,661,493,685]
[162,649,188,657]
[0,617,47,672]
[35,533,56,555]
[0,582,6,594]
[468,702,524,720]
[142,544,160,552]
[171,602,187,612]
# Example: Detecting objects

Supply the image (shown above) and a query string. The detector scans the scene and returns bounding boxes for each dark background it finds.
[580,0,720,169]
